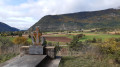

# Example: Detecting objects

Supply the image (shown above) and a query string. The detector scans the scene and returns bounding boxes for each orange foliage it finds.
[13,37,27,45]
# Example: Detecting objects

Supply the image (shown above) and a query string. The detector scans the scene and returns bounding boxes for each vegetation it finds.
[59,34,120,67]
[13,37,32,45]
[0,36,13,47]
[80,34,120,42]
[0,31,24,37]
[68,34,84,49]
[47,41,66,45]
[59,56,117,67]
[0,36,19,63]
[0,53,18,63]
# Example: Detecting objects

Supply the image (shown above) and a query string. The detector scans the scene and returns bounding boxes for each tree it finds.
[69,35,84,49]
[28,35,31,38]
[18,33,22,37]
[10,32,14,37]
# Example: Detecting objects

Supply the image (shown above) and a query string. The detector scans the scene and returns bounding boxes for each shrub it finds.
[100,38,120,54]
[28,35,31,38]
[13,37,28,45]
[0,36,13,47]
[85,38,102,43]
[69,35,84,49]
[18,33,22,37]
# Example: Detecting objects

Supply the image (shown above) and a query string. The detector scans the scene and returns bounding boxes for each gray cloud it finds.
[0,0,120,30]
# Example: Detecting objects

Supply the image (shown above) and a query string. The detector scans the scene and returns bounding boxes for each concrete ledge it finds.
[20,46,29,54]
[3,55,47,67]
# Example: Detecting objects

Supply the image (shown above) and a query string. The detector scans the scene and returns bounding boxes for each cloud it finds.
[0,0,120,30]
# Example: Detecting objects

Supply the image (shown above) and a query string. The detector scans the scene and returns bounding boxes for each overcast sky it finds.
[0,0,120,30]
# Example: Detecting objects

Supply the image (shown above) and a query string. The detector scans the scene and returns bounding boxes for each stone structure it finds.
[20,26,56,58]
[29,26,45,55]
[45,46,56,58]
[31,26,42,45]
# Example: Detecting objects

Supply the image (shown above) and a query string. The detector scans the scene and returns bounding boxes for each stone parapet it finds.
[45,46,56,59]
[20,46,56,58]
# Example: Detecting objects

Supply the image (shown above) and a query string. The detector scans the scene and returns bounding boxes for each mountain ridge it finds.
[29,8,120,31]
[0,22,19,32]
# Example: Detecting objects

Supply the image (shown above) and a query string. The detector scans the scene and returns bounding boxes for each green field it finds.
[28,33,120,44]
[1,32,120,44]
[48,33,120,41]
[59,33,120,67]
[59,55,118,67]
[80,34,120,41]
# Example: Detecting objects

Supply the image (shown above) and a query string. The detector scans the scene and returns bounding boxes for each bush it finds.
[85,38,102,43]
[69,35,84,49]
[13,37,28,45]
[0,36,13,47]
[100,38,120,54]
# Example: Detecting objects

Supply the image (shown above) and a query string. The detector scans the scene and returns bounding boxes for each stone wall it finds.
[45,46,56,59]
[0,45,21,54]
[20,46,56,59]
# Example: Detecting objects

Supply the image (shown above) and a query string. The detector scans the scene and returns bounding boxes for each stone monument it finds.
[29,26,46,55]
[20,26,56,58]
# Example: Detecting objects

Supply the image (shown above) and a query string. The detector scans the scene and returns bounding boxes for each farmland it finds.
[43,32,120,44]
[1,31,120,65]
[2,32,120,45]
[22,32,120,45]
[57,32,120,67]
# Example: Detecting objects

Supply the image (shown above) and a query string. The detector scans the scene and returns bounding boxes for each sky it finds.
[0,0,120,30]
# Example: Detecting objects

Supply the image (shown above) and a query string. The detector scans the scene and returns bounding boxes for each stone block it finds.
[20,46,29,54]
[29,45,43,55]
[45,46,56,59]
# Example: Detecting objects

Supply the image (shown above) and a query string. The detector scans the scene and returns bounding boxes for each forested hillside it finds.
[29,8,120,31]
[0,22,19,32]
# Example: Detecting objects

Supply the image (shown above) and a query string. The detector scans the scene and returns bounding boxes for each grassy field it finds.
[80,34,120,41]
[0,36,14,41]
[45,32,120,41]
[58,32,120,67]
[59,55,119,67]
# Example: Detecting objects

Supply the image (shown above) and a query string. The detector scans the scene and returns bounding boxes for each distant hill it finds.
[0,22,19,32]
[29,8,120,31]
